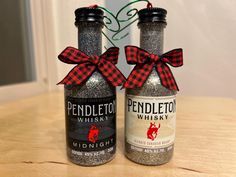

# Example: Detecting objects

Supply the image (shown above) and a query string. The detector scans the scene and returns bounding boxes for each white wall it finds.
[53,0,236,98]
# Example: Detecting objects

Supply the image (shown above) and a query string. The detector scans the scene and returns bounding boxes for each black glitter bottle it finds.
[64,8,116,166]
[125,8,176,165]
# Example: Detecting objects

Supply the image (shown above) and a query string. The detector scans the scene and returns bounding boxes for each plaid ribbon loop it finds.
[58,47,126,86]
[124,46,183,91]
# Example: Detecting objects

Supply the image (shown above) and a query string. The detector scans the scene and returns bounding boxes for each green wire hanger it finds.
[91,0,153,48]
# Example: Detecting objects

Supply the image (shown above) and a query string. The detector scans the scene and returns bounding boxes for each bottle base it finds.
[125,142,174,166]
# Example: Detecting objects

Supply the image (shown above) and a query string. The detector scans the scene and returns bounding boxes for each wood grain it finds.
[0,92,235,177]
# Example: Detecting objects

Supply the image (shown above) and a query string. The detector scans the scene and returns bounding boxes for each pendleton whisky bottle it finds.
[65,8,116,166]
[125,8,176,165]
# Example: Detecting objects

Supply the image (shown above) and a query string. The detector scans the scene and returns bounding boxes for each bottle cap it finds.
[138,7,167,25]
[75,7,104,26]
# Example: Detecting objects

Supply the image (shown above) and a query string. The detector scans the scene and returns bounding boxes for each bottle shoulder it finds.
[65,71,116,98]
[126,69,176,97]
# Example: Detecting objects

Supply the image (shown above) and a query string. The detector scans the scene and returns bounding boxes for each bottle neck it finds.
[139,23,166,56]
[77,22,102,56]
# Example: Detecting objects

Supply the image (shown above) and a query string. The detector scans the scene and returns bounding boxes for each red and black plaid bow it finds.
[58,47,126,86]
[124,46,183,91]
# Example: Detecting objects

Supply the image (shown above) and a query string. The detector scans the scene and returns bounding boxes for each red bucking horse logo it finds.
[88,124,99,143]
[147,122,161,141]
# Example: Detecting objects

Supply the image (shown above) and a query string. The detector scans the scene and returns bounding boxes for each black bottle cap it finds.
[138,7,167,25]
[75,7,104,26]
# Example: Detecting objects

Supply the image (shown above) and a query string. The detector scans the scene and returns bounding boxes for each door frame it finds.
[0,0,58,103]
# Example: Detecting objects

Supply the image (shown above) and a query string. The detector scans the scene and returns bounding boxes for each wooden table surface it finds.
[0,92,236,177]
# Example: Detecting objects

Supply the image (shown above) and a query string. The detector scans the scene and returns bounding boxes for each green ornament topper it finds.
[93,0,153,48]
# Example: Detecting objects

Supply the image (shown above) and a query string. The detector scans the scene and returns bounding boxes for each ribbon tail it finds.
[124,63,153,89]
[98,60,126,87]
[156,63,179,91]
[57,63,96,86]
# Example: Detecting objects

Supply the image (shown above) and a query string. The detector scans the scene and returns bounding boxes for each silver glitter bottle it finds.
[65,8,116,166]
[125,8,177,165]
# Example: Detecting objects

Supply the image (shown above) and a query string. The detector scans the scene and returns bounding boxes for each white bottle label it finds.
[126,95,176,149]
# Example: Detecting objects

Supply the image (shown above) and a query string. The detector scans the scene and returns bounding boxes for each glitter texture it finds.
[125,23,176,165]
[65,22,116,166]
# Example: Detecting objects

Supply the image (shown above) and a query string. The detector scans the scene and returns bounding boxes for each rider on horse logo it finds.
[147,122,161,141]
[88,124,99,143]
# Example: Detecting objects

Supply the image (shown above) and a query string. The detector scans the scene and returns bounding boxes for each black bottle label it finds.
[65,96,116,152]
